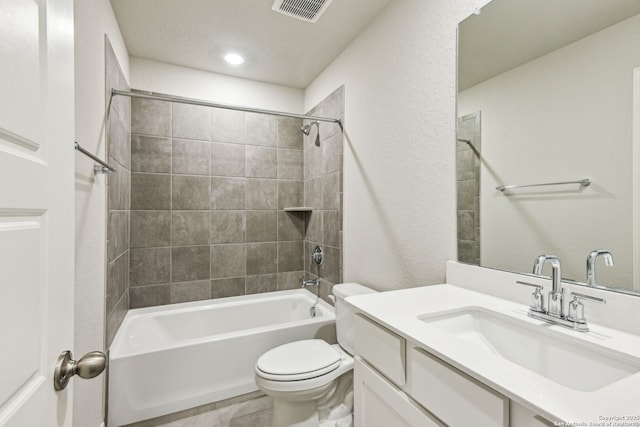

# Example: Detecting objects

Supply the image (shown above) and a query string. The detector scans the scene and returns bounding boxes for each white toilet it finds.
[254,283,376,427]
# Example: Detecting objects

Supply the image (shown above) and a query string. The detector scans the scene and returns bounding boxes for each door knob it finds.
[53,350,107,391]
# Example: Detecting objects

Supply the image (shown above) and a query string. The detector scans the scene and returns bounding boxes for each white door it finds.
[0,0,75,425]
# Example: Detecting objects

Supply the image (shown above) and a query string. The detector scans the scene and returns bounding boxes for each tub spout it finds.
[302,278,321,317]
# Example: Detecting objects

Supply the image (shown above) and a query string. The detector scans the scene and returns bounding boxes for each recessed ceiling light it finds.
[224,53,244,65]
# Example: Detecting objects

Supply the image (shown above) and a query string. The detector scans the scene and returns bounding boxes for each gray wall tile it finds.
[212,109,246,144]
[211,211,245,244]
[277,211,304,241]
[277,149,303,180]
[457,180,475,211]
[132,98,171,137]
[211,244,246,278]
[211,177,246,210]
[173,176,211,210]
[303,87,344,297]
[172,103,211,141]
[306,143,322,179]
[304,177,321,208]
[106,291,128,351]
[322,210,340,248]
[106,253,128,315]
[131,135,171,173]
[130,210,171,248]
[105,45,131,347]
[246,146,277,178]
[108,111,130,169]
[278,180,303,209]
[321,172,340,210]
[278,241,303,272]
[457,210,475,241]
[131,173,171,210]
[321,245,340,284]
[172,246,211,282]
[130,284,170,309]
[246,274,277,295]
[130,248,171,286]
[321,133,341,175]
[277,271,304,291]
[246,242,277,275]
[172,138,210,176]
[211,277,245,298]
[172,211,210,246]
[170,280,211,304]
[277,117,303,149]
[211,142,245,177]
[127,95,328,309]
[305,210,322,243]
[246,113,276,147]
[108,163,130,211]
[246,210,276,243]
[246,179,277,210]
[108,211,128,262]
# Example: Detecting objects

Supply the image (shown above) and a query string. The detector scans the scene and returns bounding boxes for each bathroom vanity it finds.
[346,263,640,427]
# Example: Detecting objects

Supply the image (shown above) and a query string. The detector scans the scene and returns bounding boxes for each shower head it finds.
[300,121,320,136]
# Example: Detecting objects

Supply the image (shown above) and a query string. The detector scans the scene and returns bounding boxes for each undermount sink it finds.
[418,307,640,392]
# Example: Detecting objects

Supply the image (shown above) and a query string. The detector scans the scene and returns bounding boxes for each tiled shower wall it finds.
[105,39,131,347]
[127,95,309,308]
[303,87,344,301]
[456,111,481,265]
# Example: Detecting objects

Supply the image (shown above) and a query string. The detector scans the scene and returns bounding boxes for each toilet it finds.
[255,283,376,427]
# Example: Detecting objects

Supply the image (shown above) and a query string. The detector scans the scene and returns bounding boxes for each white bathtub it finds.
[107,289,336,427]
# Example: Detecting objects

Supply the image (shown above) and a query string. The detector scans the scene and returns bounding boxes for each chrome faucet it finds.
[518,255,606,332]
[301,278,320,317]
[302,278,320,289]
[586,250,614,287]
[533,255,563,318]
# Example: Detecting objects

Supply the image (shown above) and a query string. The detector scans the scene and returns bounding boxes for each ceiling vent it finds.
[271,0,335,23]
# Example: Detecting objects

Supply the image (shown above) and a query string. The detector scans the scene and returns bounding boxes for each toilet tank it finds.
[332,283,377,355]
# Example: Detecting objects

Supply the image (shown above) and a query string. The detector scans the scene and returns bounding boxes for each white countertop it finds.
[345,284,640,424]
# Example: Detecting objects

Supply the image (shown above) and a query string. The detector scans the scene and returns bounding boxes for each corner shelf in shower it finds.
[284,207,313,212]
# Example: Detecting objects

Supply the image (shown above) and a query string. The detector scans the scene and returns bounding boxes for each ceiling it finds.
[458,0,640,90]
[110,0,393,89]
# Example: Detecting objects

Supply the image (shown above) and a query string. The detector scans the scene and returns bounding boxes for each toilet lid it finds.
[256,339,341,381]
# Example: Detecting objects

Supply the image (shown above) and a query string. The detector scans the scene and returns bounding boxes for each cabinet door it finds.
[354,357,443,427]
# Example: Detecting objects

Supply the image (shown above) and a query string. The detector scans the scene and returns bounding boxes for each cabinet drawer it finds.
[408,347,508,427]
[354,314,406,386]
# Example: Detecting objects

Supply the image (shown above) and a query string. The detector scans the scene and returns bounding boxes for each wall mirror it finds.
[456,0,640,294]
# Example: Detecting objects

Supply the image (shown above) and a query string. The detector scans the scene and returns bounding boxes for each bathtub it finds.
[107,289,336,427]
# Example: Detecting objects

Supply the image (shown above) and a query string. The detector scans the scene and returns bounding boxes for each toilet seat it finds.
[255,342,354,394]
[256,339,341,381]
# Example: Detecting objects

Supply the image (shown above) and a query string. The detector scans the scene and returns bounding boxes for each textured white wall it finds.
[130,57,304,113]
[305,0,489,291]
[74,0,129,425]
[458,14,640,287]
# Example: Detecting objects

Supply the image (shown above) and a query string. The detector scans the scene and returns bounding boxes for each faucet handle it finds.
[567,292,606,323]
[516,281,545,312]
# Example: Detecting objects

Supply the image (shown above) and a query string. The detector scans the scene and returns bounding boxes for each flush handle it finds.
[53,350,107,391]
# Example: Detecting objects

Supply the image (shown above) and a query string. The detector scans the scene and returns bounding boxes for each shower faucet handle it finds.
[312,246,323,266]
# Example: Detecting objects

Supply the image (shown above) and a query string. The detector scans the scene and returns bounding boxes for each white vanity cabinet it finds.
[354,358,442,427]
[407,347,508,426]
[353,314,554,427]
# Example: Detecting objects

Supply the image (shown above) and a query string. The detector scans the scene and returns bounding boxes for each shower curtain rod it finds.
[111,89,342,125]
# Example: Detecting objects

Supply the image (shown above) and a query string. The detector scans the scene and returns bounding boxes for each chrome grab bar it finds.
[496,178,590,192]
